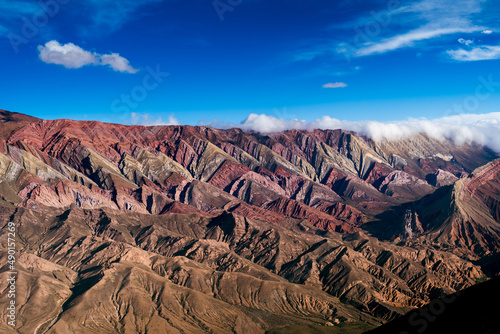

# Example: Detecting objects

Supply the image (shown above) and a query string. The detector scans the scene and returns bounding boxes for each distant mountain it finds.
[0,110,498,333]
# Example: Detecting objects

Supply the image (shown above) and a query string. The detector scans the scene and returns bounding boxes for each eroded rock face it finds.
[0,110,499,332]
[439,159,500,256]
[376,159,500,262]
[4,110,496,222]
[426,169,459,187]
[378,171,434,199]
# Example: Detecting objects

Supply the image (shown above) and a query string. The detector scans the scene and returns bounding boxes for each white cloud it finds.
[38,40,138,73]
[338,0,489,57]
[447,45,500,61]
[130,112,180,126]
[235,114,307,134]
[356,26,481,56]
[323,82,347,88]
[222,112,500,152]
[458,38,474,46]
[292,0,491,62]
[38,41,98,69]
[482,30,493,34]
[100,53,139,74]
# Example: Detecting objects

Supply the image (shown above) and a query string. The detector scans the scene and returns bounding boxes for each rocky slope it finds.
[0,110,499,333]
[0,204,482,333]
[368,158,500,265]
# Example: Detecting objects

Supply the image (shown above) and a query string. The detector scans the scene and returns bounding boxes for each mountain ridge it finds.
[0,110,499,333]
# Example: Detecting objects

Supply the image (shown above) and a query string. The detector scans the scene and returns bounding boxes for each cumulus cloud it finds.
[222,112,500,152]
[99,53,138,73]
[38,40,139,73]
[38,41,97,69]
[482,30,493,34]
[323,82,347,88]
[447,45,500,61]
[130,112,180,126]
[233,114,308,134]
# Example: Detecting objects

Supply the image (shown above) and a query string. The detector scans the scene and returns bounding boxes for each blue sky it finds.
[2,0,500,127]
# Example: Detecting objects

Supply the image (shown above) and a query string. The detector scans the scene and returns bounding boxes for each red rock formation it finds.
[1,110,499,247]
[2,110,500,331]
[378,171,434,199]
[264,197,358,233]
[365,162,394,185]
[313,202,365,226]
[398,159,500,258]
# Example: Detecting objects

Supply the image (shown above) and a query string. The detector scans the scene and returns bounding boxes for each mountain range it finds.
[0,109,499,333]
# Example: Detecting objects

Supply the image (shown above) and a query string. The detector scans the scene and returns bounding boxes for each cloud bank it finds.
[38,40,139,73]
[130,112,180,126]
[223,112,500,152]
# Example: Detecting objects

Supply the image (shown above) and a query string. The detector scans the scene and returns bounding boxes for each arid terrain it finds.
[0,109,499,333]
